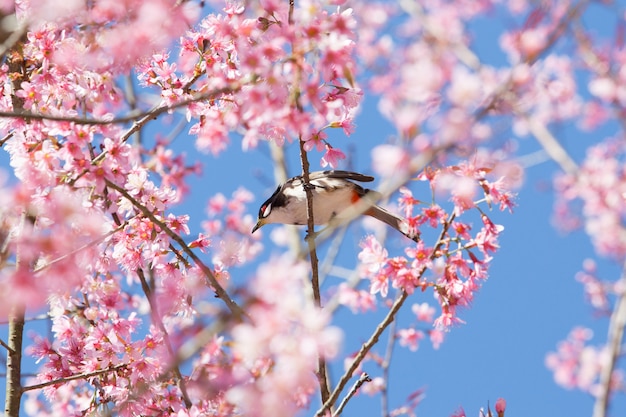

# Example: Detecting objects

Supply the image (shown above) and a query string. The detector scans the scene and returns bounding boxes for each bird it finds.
[251,170,419,242]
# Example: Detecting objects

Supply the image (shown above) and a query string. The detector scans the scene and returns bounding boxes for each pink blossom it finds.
[320,143,346,168]
[336,283,376,313]
[588,77,616,102]
[371,144,410,178]
[412,302,435,323]
[429,329,445,350]
[358,235,389,274]
[397,328,424,352]
[495,398,506,416]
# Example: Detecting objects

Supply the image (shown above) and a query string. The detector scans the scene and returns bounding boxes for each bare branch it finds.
[0,338,14,355]
[381,316,398,417]
[22,364,127,392]
[333,372,372,417]
[521,113,579,176]
[0,83,242,127]
[316,210,455,416]
[593,261,626,417]
[32,220,131,274]
[4,303,24,416]
[298,138,331,404]
[317,291,408,417]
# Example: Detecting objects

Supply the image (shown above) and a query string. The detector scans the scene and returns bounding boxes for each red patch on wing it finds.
[350,190,361,204]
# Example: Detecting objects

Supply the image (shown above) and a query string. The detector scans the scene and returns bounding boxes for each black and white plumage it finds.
[251,170,418,242]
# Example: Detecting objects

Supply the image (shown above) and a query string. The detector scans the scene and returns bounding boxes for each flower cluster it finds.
[202,187,262,273]
[0,182,107,316]
[137,0,361,166]
[554,138,626,260]
[358,162,513,331]
[545,327,624,396]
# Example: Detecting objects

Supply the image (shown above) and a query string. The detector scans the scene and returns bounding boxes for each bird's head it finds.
[251,185,284,233]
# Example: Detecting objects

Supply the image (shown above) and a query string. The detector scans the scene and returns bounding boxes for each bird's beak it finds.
[251,219,264,234]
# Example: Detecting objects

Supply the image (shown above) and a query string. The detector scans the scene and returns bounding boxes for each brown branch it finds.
[136,268,192,408]
[333,372,372,417]
[103,179,247,321]
[0,338,14,354]
[298,138,331,404]
[4,303,24,416]
[317,290,408,417]
[0,83,241,127]
[316,210,455,416]
[381,315,398,417]
[21,364,127,392]
[592,261,626,417]
[4,41,27,417]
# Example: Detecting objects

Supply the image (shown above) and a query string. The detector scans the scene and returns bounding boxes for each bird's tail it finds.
[365,205,419,242]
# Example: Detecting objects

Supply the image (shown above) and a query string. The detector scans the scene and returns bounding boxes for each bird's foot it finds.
[304,228,324,242]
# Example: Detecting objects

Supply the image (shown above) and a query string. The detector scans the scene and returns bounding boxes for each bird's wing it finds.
[309,170,375,183]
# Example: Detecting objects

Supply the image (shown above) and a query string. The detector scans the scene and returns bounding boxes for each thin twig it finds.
[21,364,127,392]
[333,372,372,417]
[316,211,455,416]
[520,113,578,176]
[0,83,242,127]
[317,291,408,416]
[0,338,14,354]
[381,316,398,417]
[592,261,626,417]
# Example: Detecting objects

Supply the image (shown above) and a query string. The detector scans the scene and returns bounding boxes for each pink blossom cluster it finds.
[354,0,587,167]
[202,187,263,272]
[137,0,360,166]
[19,0,198,72]
[545,327,624,396]
[358,162,513,331]
[554,138,626,260]
[0,181,107,316]
[227,256,342,417]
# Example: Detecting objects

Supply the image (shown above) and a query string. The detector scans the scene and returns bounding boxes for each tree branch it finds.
[592,261,626,417]
[298,138,331,404]
[4,303,24,417]
[21,364,127,392]
[136,268,192,408]
[316,211,455,416]
[317,290,408,417]
[381,315,398,417]
[103,179,248,321]
[0,83,241,127]
[333,372,372,417]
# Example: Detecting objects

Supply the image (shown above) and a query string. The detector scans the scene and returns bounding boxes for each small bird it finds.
[252,170,418,242]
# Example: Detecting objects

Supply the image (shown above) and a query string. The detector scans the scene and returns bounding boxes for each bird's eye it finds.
[262,203,272,218]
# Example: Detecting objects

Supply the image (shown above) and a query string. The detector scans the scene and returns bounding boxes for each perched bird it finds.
[251,170,418,242]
